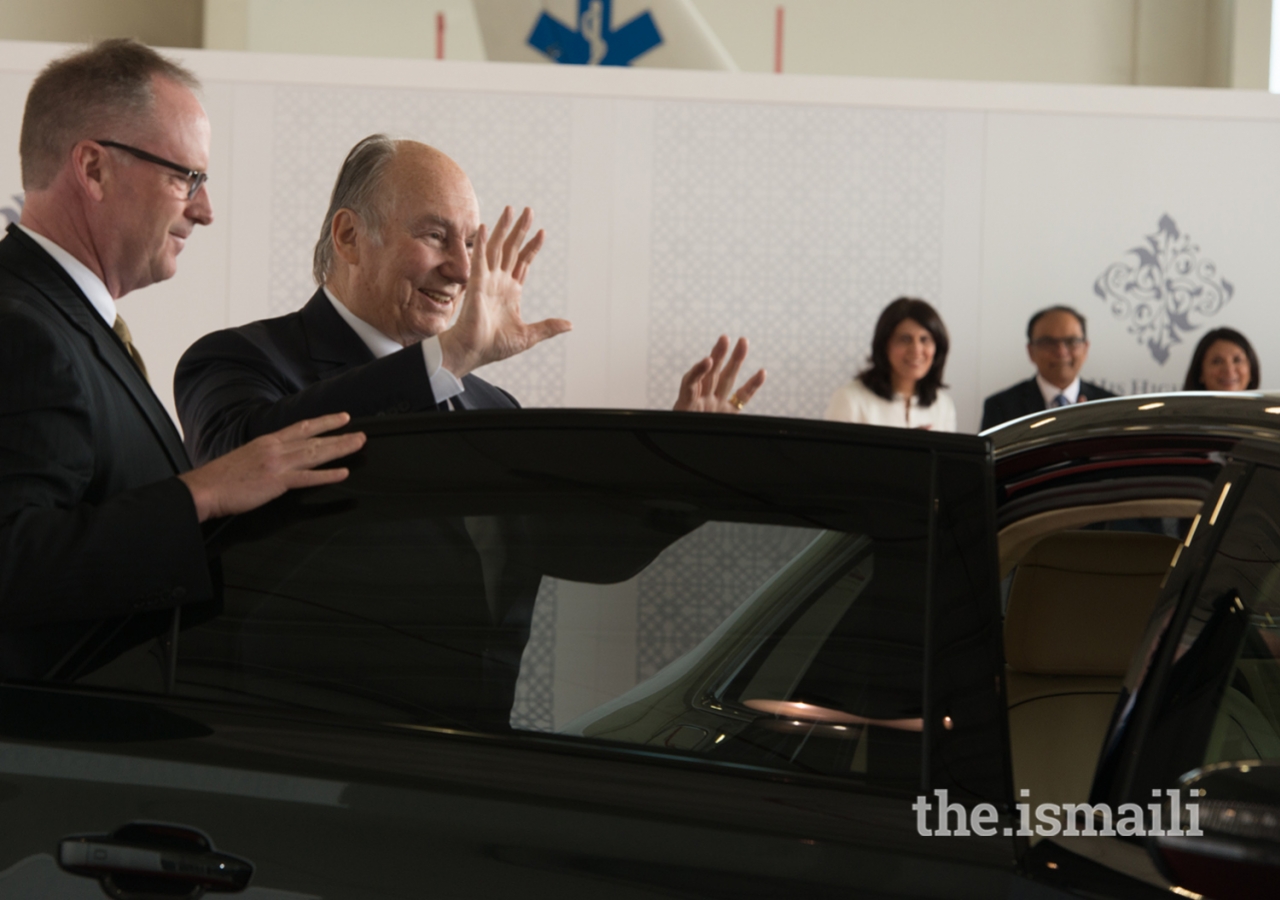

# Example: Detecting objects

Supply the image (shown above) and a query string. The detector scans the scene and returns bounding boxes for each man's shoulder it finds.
[0,227,85,301]
[1081,379,1117,400]
[0,227,41,272]
[0,251,86,352]
[0,233,59,302]
[0,288,72,353]
[0,278,49,319]
[981,378,1040,430]
[196,308,305,341]
[984,377,1038,406]
[180,304,310,364]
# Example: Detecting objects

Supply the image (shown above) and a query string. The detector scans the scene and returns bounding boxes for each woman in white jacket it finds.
[825,297,956,432]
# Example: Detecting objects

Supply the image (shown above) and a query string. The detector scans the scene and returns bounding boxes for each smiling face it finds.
[342,144,480,345]
[98,75,212,296]
[1201,339,1251,391]
[1027,310,1089,391]
[886,317,936,394]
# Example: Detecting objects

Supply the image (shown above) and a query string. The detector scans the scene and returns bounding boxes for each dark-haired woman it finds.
[824,297,955,431]
[1183,328,1260,392]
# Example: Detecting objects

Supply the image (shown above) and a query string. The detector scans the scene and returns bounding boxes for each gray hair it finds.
[20,39,199,190]
[312,134,399,285]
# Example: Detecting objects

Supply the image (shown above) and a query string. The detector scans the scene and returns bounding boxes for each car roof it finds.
[982,392,1280,517]
[984,391,1280,460]
[352,407,989,454]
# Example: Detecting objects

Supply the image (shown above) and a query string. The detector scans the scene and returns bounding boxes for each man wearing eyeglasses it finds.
[980,305,1116,431]
[0,40,364,679]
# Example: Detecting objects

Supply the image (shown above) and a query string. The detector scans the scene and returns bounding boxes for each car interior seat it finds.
[1004,530,1179,811]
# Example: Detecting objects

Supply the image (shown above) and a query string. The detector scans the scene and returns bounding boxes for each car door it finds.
[1093,439,1280,792]
[2,411,1034,898]
[1010,437,1280,895]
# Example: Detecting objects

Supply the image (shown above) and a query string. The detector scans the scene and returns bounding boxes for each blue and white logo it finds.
[528,0,663,66]
[0,193,22,228]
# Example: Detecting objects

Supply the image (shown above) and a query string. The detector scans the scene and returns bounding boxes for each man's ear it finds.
[69,141,108,201]
[331,209,363,266]
[1025,342,1035,364]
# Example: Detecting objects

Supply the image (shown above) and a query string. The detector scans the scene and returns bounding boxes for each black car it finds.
[1,396,1277,898]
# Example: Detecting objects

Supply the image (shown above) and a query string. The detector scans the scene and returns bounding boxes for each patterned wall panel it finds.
[510,578,558,732]
[648,103,947,419]
[636,522,820,681]
[267,85,572,407]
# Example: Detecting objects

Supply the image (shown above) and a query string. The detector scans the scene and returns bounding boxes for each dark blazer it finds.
[175,288,519,464]
[981,376,1116,431]
[175,287,525,726]
[0,226,212,679]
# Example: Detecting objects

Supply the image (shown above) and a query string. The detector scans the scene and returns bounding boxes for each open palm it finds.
[439,206,571,377]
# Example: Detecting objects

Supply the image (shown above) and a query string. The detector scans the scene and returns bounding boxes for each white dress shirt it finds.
[19,225,116,328]
[323,286,464,405]
[1035,374,1081,408]
[824,378,957,432]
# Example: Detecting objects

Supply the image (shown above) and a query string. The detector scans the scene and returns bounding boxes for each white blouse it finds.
[824,378,957,432]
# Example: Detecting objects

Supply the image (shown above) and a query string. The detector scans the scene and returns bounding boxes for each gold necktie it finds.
[112,314,149,382]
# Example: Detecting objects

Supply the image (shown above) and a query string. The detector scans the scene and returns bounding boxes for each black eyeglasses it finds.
[96,140,208,200]
[1030,336,1086,351]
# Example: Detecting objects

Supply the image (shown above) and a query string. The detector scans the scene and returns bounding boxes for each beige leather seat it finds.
[1005,530,1179,809]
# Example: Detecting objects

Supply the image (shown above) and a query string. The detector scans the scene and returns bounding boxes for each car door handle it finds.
[58,821,253,898]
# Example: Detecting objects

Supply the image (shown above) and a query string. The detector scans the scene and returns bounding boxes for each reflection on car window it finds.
[1168,467,1280,769]
[84,514,925,784]
[75,425,938,785]
[567,526,924,785]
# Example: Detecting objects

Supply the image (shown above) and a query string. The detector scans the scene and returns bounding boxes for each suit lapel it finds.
[296,288,514,413]
[298,288,377,370]
[0,228,190,472]
[301,288,465,410]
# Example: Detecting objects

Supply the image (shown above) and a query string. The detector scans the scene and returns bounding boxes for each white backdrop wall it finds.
[2,40,1280,434]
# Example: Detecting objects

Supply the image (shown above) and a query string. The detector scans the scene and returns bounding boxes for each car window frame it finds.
[1095,442,1280,807]
[21,411,1010,802]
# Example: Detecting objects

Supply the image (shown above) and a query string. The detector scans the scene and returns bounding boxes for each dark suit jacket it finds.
[981,376,1116,431]
[175,288,518,465]
[0,226,212,679]
[175,287,526,726]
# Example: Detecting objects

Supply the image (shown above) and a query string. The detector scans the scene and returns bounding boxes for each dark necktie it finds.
[112,314,148,383]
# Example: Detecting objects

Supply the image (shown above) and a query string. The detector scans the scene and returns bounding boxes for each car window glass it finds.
[1162,467,1280,770]
[71,424,952,788]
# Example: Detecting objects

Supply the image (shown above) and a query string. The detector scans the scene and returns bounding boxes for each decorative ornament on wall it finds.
[1093,214,1233,364]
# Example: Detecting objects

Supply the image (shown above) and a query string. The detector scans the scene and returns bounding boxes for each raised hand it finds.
[438,206,571,378]
[178,413,366,522]
[674,335,767,414]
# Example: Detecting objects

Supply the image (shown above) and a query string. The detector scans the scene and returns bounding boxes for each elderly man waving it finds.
[176,135,765,464]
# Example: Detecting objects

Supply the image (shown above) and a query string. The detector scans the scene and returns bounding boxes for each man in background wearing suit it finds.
[0,40,364,680]
[981,305,1116,430]
[175,135,764,465]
